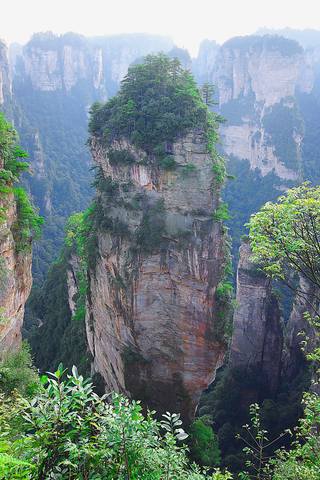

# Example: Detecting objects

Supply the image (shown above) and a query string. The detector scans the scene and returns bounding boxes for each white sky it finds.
[1,0,320,56]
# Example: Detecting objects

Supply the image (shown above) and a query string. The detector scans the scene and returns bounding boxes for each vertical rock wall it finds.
[230,242,283,393]
[0,190,32,358]
[86,132,228,420]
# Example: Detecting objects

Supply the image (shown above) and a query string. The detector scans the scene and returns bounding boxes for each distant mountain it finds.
[256,27,320,48]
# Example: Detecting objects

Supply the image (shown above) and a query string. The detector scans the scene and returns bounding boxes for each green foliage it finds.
[28,255,91,377]
[0,113,29,186]
[89,54,209,154]
[213,203,230,222]
[13,187,43,252]
[245,184,320,479]
[236,403,288,480]
[189,417,221,467]
[0,453,34,480]
[0,113,43,250]
[248,183,320,286]
[216,281,233,301]
[0,342,39,397]
[14,81,94,284]
[197,365,309,475]
[26,205,96,377]
[0,366,219,479]
[182,163,197,176]
[0,112,30,223]
[65,204,98,321]
[271,389,320,479]
[212,162,227,185]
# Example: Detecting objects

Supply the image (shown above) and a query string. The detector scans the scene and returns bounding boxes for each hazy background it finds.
[1,0,320,55]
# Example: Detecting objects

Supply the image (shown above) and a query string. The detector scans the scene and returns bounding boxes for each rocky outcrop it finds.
[0,190,32,358]
[86,132,228,420]
[230,242,283,393]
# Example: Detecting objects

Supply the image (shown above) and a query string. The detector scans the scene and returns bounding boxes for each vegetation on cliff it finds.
[89,53,225,180]
[0,112,43,250]
[90,54,213,146]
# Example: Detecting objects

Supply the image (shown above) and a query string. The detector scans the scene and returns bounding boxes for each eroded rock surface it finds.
[0,190,32,358]
[86,131,228,419]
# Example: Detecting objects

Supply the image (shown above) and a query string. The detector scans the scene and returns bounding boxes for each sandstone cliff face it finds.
[22,38,106,94]
[210,36,308,181]
[230,242,283,393]
[86,132,227,419]
[213,37,310,108]
[0,189,32,358]
[18,33,173,94]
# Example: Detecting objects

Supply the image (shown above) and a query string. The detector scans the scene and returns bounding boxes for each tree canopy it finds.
[89,54,221,156]
[248,183,320,288]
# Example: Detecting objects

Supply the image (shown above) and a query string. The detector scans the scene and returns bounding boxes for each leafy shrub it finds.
[0,365,227,479]
[13,187,43,252]
[189,417,221,467]
[212,162,226,185]
[212,203,231,222]
[0,113,32,227]
[0,342,39,397]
